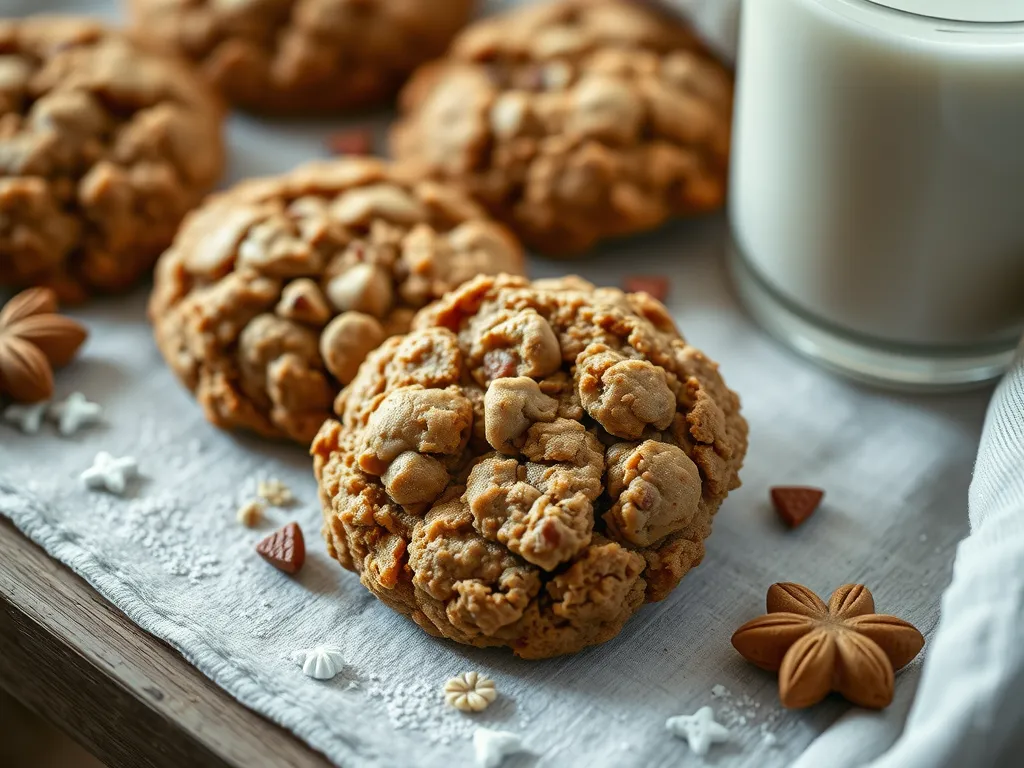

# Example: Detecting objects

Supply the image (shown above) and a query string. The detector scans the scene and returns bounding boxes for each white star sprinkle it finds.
[49,392,102,436]
[2,401,49,434]
[81,452,138,495]
[474,728,527,768]
[666,706,730,756]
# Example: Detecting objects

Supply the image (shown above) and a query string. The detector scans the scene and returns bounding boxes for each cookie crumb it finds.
[623,275,670,301]
[444,672,498,713]
[770,486,824,528]
[258,478,295,507]
[237,500,265,527]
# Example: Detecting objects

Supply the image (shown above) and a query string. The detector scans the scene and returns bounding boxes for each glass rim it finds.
[860,0,1024,24]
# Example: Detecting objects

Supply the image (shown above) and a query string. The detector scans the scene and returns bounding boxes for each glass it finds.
[728,0,1024,389]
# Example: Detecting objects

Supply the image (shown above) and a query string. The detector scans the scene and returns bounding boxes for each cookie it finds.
[149,158,524,444]
[390,0,733,256]
[312,274,748,658]
[0,17,225,303]
[127,0,476,114]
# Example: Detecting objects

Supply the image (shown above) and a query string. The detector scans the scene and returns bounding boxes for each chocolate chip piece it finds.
[771,487,825,528]
[623,275,670,302]
[256,522,306,575]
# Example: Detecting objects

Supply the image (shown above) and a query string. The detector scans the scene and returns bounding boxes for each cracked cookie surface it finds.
[0,16,225,303]
[390,0,733,256]
[149,158,524,443]
[127,0,475,114]
[313,274,747,658]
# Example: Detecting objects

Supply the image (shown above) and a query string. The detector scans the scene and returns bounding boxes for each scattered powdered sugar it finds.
[87,490,223,583]
[711,684,781,746]
[361,670,492,745]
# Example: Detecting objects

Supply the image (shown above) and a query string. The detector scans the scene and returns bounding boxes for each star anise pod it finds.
[0,287,88,403]
[732,583,924,710]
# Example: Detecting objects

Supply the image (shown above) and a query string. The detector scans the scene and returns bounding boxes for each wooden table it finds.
[0,517,332,768]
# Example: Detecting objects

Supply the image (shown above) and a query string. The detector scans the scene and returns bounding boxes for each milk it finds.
[729,0,1024,386]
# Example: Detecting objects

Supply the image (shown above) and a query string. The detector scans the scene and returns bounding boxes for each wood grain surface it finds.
[0,517,332,768]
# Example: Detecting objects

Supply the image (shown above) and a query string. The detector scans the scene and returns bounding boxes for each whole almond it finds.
[766,582,827,616]
[778,628,836,708]
[8,315,88,367]
[0,287,58,326]
[827,583,875,619]
[833,631,894,709]
[0,336,54,402]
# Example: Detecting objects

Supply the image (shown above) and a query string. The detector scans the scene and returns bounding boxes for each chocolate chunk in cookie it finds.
[127,0,475,114]
[390,0,733,256]
[0,16,225,302]
[313,274,748,658]
[149,158,524,444]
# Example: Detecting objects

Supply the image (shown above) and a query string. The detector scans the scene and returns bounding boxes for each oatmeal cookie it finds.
[390,0,733,256]
[150,158,524,443]
[127,0,475,114]
[312,274,747,658]
[0,17,225,303]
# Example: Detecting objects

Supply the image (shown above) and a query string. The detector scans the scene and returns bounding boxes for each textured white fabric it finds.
[1,1,1020,767]
[792,344,1024,768]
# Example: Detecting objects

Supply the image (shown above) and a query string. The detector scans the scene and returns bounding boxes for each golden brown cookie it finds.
[312,274,748,658]
[390,0,733,256]
[127,0,476,114]
[0,16,225,303]
[149,158,524,443]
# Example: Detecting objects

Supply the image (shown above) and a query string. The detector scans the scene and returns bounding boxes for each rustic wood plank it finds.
[0,517,333,768]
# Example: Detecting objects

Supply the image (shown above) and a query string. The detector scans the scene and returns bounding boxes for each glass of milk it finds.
[729,0,1024,389]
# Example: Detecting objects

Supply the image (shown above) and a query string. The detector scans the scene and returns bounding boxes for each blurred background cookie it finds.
[0,16,225,303]
[126,0,476,114]
[149,157,524,443]
[391,0,733,256]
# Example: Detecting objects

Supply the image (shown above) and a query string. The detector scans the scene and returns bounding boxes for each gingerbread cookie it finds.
[312,274,747,658]
[127,0,475,114]
[390,0,733,256]
[0,17,225,303]
[149,158,524,443]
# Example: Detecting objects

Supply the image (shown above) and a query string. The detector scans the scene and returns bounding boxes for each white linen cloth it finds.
[1,1,1020,767]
